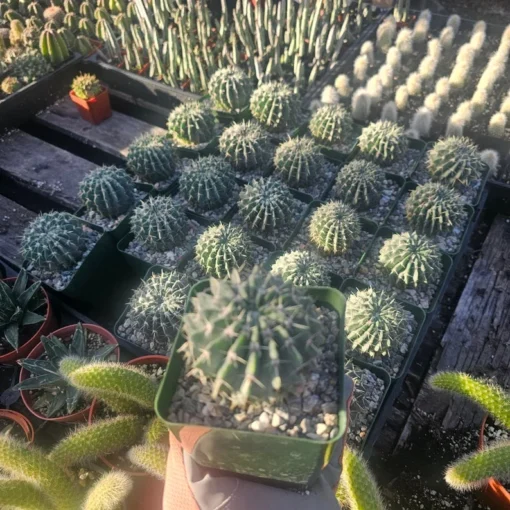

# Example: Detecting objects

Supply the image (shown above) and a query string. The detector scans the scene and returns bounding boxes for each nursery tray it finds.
[174,136,219,159]
[155,280,347,489]
[200,94,252,125]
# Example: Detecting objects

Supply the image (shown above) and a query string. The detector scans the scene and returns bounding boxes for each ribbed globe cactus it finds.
[128,271,189,347]
[345,288,407,357]
[71,73,102,99]
[309,104,354,147]
[358,121,409,166]
[250,81,301,133]
[426,137,485,187]
[167,101,216,147]
[309,201,361,255]
[39,26,70,66]
[238,177,294,232]
[271,250,329,287]
[332,159,385,211]
[405,182,464,236]
[208,66,253,113]
[195,223,251,278]
[10,49,52,84]
[79,166,135,218]
[218,120,272,172]
[273,137,325,189]
[181,267,324,408]
[379,232,442,288]
[179,155,236,212]
[130,196,188,252]
[1,76,21,95]
[21,212,88,271]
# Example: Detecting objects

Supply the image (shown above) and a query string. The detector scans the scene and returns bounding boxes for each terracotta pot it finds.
[125,474,165,510]
[477,415,510,508]
[69,86,112,125]
[19,324,120,423]
[0,409,35,443]
[0,278,56,364]
[88,355,169,476]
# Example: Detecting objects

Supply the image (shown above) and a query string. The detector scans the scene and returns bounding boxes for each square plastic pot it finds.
[69,87,112,125]
[155,280,347,488]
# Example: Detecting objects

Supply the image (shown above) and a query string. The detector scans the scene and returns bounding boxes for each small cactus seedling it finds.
[353,55,369,82]
[381,101,398,123]
[440,26,455,49]
[335,74,352,97]
[0,76,21,94]
[447,14,461,34]
[480,149,500,176]
[71,73,102,100]
[406,72,422,96]
[321,85,340,105]
[351,87,371,122]
[309,103,354,147]
[410,107,433,138]
[395,85,409,111]
[208,66,253,113]
[488,112,507,138]
[358,121,408,166]
[271,250,330,287]
[396,27,413,54]
[376,19,395,53]
[167,101,216,147]
[360,41,374,65]
[309,201,361,255]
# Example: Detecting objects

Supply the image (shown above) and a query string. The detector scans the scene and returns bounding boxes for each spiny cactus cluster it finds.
[208,66,253,113]
[273,137,325,189]
[405,182,464,236]
[10,49,52,84]
[195,223,251,278]
[167,101,216,147]
[358,121,408,166]
[128,270,189,348]
[271,250,329,287]
[71,73,102,100]
[179,155,236,212]
[21,212,88,271]
[379,232,442,288]
[309,103,354,147]
[130,196,188,252]
[309,201,361,255]
[238,177,294,233]
[181,267,324,408]
[332,159,385,211]
[0,76,21,94]
[127,134,177,184]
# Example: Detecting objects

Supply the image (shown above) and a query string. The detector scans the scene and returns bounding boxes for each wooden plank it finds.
[37,96,167,159]
[0,194,37,265]
[0,131,95,209]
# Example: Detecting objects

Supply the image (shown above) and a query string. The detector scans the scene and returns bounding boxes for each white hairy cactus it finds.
[456,101,473,125]
[321,85,340,105]
[446,113,465,137]
[354,55,370,82]
[335,74,352,98]
[366,75,383,103]
[360,41,375,65]
[478,65,503,93]
[456,44,476,65]
[470,89,488,117]
[395,85,409,111]
[413,17,430,44]
[405,128,420,139]
[396,28,413,55]
[406,72,422,96]
[424,93,441,115]
[449,63,470,90]
[470,31,486,53]
[480,149,500,176]
[378,64,394,89]
[488,112,507,138]
[472,20,487,34]
[446,14,461,35]
[418,55,439,80]
[376,21,396,54]
[435,77,450,99]
[351,88,371,122]
[410,107,433,138]
[500,95,510,117]
[439,27,455,49]
[381,101,398,123]
[418,9,432,22]
[427,38,442,59]
[386,47,401,71]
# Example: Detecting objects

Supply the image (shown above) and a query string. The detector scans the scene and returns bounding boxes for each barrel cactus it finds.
[358,121,408,166]
[218,120,272,172]
[208,66,253,113]
[21,212,88,271]
[274,137,325,189]
[181,267,324,408]
[127,134,176,184]
[332,159,385,211]
[167,101,216,147]
[309,201,361,255]
[379,231,442,288]
[79,166,135,218]
[195,223,251,278]
[10,49,52,84]
[238,177,294,232]
[39,26,69,66]
[1,76,21,95]
[43,5,65,25]
[250,81,301,133]
[179,156,236,212]
[426,137,485,187]
[130,196,188,252]
[271,250,330,287]
[309,104,354,147]
[71,73,102,99]
[405,182,464,236]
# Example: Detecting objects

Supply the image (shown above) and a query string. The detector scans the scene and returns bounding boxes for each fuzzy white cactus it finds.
[480,149,500,176]
[500,94,510,117]
[354,55,370,82]
[381,101,398,123]
[376,21,396,54]
[456,44,476,65]
[351,88,371,122]
[335,74,352,98]
[478,64,504,93]
[471,89,488,117]
[366,75,383,103]
[406,72,422,96]
[395,85,409,111]
[418,9,432,22]
[424,93,441,115]
[378,64,394,89]
[360,41,375,65]
[456,101,473,125]
[321,85,340,105]
[386,47,401,71]
[470,31,486,53]
[418,55,439,80]
[412,18,430,44]
[446,14,461,35]
[472,20,487,35]
[446,113,465,137]
[410,107,433,138]
[439,26,455,49]
[488,112,507,138]
[435,77,450,99]
[396,28,413,55]
[427,38,442,59]
[449,63,470,90]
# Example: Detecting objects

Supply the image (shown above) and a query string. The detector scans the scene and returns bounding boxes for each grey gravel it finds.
[373,148,422,179]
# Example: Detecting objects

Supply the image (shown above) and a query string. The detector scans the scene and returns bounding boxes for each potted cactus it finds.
[0,409,35,443]
[69,73,112,125]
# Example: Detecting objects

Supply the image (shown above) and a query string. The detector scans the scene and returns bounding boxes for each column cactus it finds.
[39,25,69,65]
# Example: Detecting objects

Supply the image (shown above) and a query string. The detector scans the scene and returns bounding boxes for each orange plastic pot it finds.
[19,324,120,423]
[0,278,56,364]
[69,87,112,125]
[0,409,35,443]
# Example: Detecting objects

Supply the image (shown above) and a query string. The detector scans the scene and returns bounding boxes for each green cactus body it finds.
[1,76,21,94]
[208,66,253,113]
[57,26,75,50]
[309,104,354,147]
[358,120,408,166]
[271,250,330,286]
[78,16,95,37]
[76,34,93,55]
[71,73,102,99]
[274,137,325,188]
[309,201,361,255]
[127,443,168,480]
[128,271,189,347]
[332,159,385,211]
[218,120,272,172]
[130,196,188,252]
[39,26,70,65]
[79,0,93,19]
[405,182,464,236]
[43,5,64,25]
[181,268,324,407]
[144,417,168,444]
[126,134,176,184]
[426,137,485,187]
[9,18,23,45]
[79,166,135,218]
[10,49,52,84]
[238,177,294,232]
[83,472,133,510]
[63,11,78,30]
[195,223,251,278]
[28,1,43,17]
[379,231,442,288]
[179,155,236,212]
[4,8,23,21]
[0,479,53,510]
[250,81,301,133]
[167,101,216,147]
[21,212,88,271]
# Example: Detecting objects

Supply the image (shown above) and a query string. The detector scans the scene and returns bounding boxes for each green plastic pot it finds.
[155,280,347,488]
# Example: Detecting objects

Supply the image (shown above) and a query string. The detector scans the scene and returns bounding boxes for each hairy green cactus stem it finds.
[271,250,330,287]
[83,471,133,510]
[358,121,408,166]
[127,443,168,480]
[208,66,253,113]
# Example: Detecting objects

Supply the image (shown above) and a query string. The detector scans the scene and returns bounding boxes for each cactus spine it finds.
[39,26,69,65]
[127,443,168,480]
[167,101,216,147]
[83,472,133,510]
[358,121,408,166]
[270,250,329,287]
[309,103,354,147]
[208,66,253,113]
